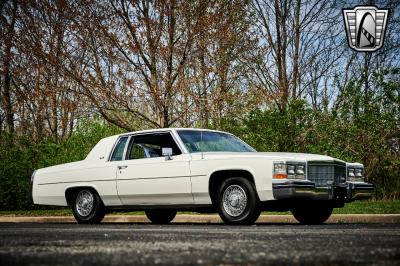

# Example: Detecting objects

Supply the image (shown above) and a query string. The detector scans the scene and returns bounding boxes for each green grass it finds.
[0,200,399,216]
[0,209,73,216]
[332,200,400,214]
[261,200,400,215]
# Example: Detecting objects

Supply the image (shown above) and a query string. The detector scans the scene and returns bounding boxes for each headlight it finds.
[355,168,363,177]
[347,167,364,182]
[287,165,296,177]
[295,165,305,179]
[348,168,355,177]
[273,162,306,180]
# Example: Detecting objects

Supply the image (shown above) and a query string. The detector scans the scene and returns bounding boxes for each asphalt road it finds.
[0,223,399,266]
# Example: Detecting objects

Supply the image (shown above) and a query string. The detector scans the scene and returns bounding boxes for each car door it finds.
[116,132,193,205]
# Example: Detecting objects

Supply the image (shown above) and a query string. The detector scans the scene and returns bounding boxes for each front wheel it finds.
[72,189,105,224]
[216,177,261,225]
[291,204,333,225]
[145,209,177,224]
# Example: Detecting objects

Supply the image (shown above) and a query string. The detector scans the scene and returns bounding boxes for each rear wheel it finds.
[291,204,333,225]
[216,177,261,225]
[145,209,177,224]
[72,189,105,224]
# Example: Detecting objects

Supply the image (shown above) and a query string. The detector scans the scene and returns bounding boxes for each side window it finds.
[110,137,128,161]
[129,143,146,160]
[127,133,182,160]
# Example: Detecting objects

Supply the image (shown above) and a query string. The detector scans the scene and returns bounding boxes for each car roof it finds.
[116,128,231,137]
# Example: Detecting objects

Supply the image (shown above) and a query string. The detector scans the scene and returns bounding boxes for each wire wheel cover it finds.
[222,185,247,217]
[76,190,94,217]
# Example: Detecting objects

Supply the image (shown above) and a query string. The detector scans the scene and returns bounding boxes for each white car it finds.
[32,128,373,225]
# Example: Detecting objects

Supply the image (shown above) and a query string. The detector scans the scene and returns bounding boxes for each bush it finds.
[0,119,124,210]
[221,95,399,200]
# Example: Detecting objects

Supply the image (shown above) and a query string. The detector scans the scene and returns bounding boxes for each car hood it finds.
[200,152,345,163]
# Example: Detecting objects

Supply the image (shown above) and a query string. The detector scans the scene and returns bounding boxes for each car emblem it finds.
[343,6,389,52]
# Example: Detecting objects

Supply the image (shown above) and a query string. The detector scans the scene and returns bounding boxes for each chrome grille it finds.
[307,161,346,187]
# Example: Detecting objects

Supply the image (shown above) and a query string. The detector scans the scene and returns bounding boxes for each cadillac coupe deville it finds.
[32,128,373,225]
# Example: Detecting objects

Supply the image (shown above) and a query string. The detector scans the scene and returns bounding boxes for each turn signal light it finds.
[273,173,288,179]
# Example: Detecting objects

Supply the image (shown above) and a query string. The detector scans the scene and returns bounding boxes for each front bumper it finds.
[273,180,374,201]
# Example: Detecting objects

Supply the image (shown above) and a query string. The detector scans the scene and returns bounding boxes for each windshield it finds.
[177,130,256,153]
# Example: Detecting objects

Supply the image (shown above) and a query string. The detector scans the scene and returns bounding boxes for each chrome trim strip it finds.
[37,174,207,186]
[38,179,116,185]
[118,130,185,161]
[273,181,373,201]
[117,174,205,181]
[273,184,314,188]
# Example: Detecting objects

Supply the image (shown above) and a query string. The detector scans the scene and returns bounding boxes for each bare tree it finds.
[32,0,255,130]
[48,0,206,129]
[0,0,18,133]
[251,0,344,111]
[189,0,256,128]
[1,0,83,142]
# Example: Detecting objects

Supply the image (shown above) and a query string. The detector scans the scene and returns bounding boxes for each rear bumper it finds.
[273,180,374,201]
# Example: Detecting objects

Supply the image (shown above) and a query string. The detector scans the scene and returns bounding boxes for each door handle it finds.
[118,165,128,170]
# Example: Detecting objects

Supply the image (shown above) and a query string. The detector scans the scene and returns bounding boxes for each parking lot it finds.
[0,222,399,265]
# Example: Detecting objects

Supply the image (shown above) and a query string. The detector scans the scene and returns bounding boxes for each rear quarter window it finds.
[110,137,128,161]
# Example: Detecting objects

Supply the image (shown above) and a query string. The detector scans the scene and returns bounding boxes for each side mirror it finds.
[162,147,173,160]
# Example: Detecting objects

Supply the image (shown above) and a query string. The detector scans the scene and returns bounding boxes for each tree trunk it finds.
[292,0,301,99]
[1,0,17,134]
[363,53,371,113]
[274,0,285,110]
[162,106,169,128]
